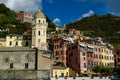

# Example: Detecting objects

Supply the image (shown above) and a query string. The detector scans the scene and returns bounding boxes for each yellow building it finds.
[6,34,31,47]
[52,62,69,77]
[101,47,107,66]
[0,38,6,47]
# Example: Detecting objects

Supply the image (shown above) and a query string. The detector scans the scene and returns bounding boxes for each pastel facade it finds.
[79,42,87,73]
[106,48,114,67]
[87,44,95,72]
[0,38,6,47]
[17,11,34,23]
[6,34,31,47]
[52,34,67,65]
[52,68,69,77]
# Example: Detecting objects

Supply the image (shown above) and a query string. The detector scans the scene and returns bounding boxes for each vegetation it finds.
[46,16,56,32]
[0,3,56,38]
[67,14,120,49]
[92,66,114,75]
[0,3,27,37]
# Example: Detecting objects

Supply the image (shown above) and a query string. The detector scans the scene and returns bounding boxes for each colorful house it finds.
[0,38,6,47]
[52,62,69,77]
[6,34,31,47]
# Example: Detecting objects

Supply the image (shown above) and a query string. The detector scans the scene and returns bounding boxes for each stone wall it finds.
[0,70,50,80]
[0,47,36,70]
[0,48,53,79]
[37,50,53,70]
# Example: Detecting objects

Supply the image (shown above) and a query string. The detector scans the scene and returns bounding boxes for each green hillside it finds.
[0,3,56,37]
[0,3,27,37]
[67,14,120,49]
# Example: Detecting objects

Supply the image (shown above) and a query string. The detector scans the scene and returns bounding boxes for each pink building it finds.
[52,35,67,65]
[78,42,87,73]
[17,11,34,23]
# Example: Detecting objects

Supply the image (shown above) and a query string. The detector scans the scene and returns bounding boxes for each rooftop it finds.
[35,9,45,18]
[52,61,66,69]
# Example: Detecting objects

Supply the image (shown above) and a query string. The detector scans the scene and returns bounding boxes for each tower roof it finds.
[35,9,46,18]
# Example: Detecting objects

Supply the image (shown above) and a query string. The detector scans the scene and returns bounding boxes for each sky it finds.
[0,0,120,26]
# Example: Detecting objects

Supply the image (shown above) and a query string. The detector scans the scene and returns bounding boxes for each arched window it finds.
[38,31,40,35]
[39,20,40,23]
[43,20,44,24]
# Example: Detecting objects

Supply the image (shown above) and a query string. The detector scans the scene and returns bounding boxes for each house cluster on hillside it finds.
[51,29,114,77]
[0,9,119,79]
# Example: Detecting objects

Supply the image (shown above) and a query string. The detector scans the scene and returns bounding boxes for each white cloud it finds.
[0,0,42,12]
[82,10,94,18]
[53,18,61,26]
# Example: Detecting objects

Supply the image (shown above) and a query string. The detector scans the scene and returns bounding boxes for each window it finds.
[84,63,86,68]
[99,55,101,59]
[38,31,40,35]
[82,52,85,56]
[84,57,86,60]
[56,57,58,60]
[9,41,12,46]
[88,61,90,65]
[39,20,40,23]
[10,63,13,69]
[59,51,62,55]
[90,54,92,58]
[94,54,96,58]
[10,35,12,39]
[102,55,103,59]
[15,41,18,46]
[25,42,28,46]
[96,54,98,58]
[61,73,64,77]
[25,63,28,69]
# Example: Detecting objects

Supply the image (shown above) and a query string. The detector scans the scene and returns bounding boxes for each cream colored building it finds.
[0,38,6,47]
[6,34,31,47]
[52,62,69,77]
[32,9,48,50]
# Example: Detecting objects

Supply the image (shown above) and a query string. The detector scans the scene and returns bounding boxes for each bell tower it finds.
[32,9,48,50]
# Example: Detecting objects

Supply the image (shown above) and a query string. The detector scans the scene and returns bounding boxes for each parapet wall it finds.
[0,70,50,80]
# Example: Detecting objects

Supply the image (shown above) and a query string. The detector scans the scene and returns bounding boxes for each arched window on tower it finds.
[39,20,40,23]
[38,31,40,35]
[43,20,44,24]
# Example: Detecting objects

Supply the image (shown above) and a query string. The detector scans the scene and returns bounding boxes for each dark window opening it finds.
[15,42,18,46]
[9,41,12,46]
[25,63,28,69]
[25,42,29,46]
[10,63,13,69]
